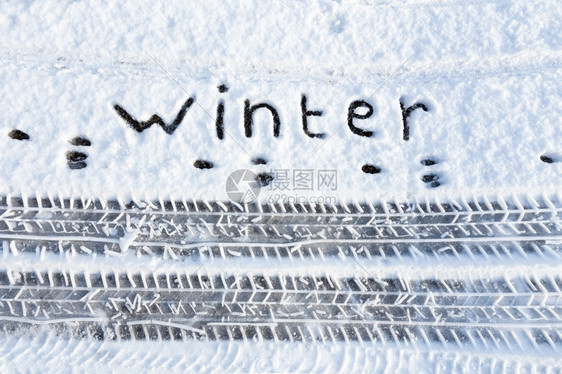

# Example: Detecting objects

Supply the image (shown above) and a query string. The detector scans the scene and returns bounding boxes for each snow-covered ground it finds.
[2,332,561,373]
[0,0,561,372]
[1,0,561,202]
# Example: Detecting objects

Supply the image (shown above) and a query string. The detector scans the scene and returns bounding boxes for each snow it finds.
[0,330,561,373]
[0,0,561,371]
[0,0,560,203]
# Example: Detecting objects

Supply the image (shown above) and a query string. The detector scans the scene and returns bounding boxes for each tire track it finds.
[0,194,560,351]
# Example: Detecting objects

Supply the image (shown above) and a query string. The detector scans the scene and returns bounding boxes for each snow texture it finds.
[0,0,561,372]
[0,0,560,202]
[1,332,561,373]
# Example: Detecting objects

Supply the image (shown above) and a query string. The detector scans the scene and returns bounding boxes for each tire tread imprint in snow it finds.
[0,194,560,351]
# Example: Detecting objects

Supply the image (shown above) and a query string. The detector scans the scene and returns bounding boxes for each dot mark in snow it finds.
[420,158,437,166]
[66,151,88,162]
[69,136,92,146]
[421,174,441,188]
[68,161,87,170]
[8,129,30,141]
[255,172,274,187]
[419,157,442,188]
[421,174,438,183]
[540,155,556,164]
[194,160,214,169]
[67,137,91,170]
[252,157,268,165]
[362,164,381,174]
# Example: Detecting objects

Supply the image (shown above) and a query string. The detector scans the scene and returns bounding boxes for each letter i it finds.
[216,84,229,140]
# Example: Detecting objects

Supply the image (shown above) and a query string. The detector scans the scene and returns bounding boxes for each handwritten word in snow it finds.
[112,85,429,141]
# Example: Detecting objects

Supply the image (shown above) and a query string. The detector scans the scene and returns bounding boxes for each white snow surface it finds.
[1,331,561,373]
[0,0,560,203]
[1,0,562,372]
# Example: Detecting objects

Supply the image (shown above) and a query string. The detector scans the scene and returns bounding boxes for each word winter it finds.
[113,85,429,141]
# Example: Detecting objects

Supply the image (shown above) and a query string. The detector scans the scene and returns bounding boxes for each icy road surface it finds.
[0,195,561,372]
